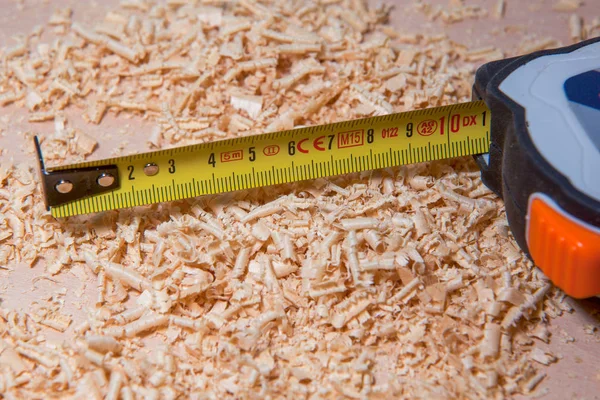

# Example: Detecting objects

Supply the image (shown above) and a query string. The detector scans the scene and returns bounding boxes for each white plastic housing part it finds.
[499,42,600,202]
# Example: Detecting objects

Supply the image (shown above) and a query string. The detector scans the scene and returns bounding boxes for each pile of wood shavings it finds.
[0,0,578,398]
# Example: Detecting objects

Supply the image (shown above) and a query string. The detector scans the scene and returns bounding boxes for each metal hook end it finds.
[33,136,51,210]
[33,136,121,212]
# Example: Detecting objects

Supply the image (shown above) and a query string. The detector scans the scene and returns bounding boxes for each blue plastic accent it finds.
[564,70,600,151]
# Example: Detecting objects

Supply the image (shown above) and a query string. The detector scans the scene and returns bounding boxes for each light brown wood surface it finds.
[0,0,598,398]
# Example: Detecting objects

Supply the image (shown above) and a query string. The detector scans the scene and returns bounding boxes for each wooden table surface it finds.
[0,0,598,398]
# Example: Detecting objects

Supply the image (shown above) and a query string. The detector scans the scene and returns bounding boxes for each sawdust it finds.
[0,0,583,398]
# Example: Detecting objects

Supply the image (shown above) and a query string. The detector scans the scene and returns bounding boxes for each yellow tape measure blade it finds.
[49,101,491,218]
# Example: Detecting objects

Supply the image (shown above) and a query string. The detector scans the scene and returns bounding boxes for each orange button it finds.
[527,195,600,298]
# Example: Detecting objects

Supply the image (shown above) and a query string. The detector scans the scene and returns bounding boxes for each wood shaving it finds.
[493,0,506,20]
[519,38,560,54]
[552,0,583,12]
[230,93,263,119]
[414,2,487,24]
[76,131,98,156]
[530,347,557,365]
[569,14,583,42]
[0,0,576,397]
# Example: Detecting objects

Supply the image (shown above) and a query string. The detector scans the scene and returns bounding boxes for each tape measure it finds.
[36,39,600,298]
[35,101,490,217]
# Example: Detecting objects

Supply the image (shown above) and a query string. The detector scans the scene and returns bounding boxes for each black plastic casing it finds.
[472,37,600,257]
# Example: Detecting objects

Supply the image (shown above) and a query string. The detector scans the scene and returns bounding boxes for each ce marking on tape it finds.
[288,135,337,155]
[296,135,335,153]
